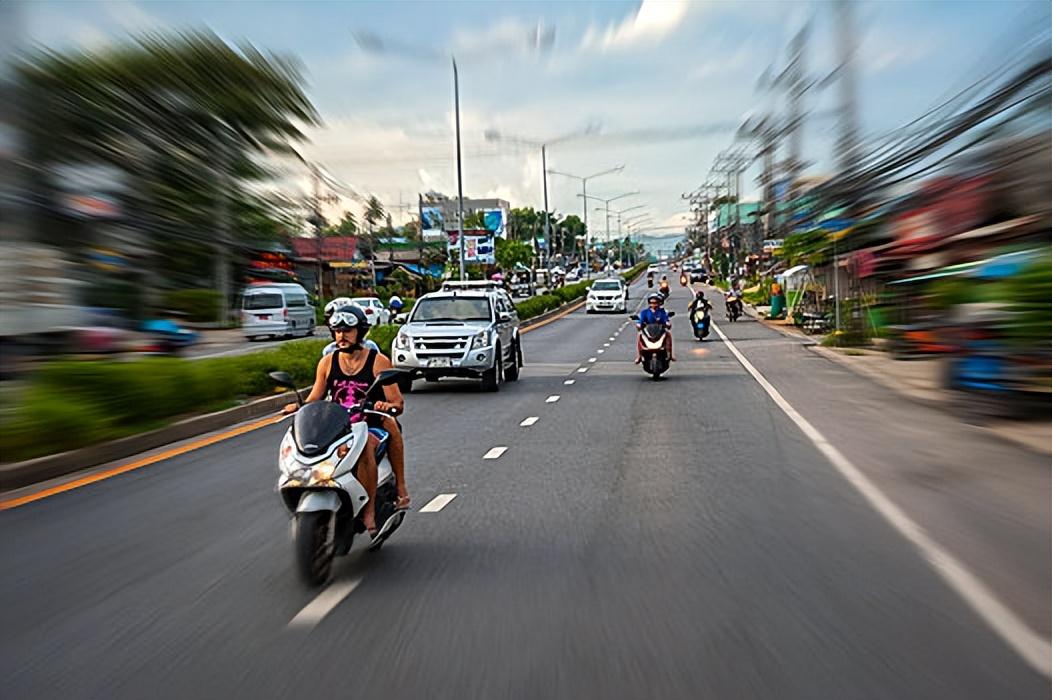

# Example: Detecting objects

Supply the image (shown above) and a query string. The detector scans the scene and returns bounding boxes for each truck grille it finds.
[413,336,470,358]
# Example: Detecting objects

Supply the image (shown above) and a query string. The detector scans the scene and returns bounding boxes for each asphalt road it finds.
[1,276,1049,699]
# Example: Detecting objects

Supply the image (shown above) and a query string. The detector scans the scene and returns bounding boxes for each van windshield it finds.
[592,281,621,291]
[244,293,283,310]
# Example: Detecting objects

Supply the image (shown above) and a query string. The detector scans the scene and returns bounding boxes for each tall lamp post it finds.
[484,126,596,266]
[579,190,638,265]
[611,204,646,266]
[547,165,624,278]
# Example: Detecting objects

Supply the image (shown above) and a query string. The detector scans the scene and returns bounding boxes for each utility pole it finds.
[832,0,860,333]
[541,144,549,267]
[453,57,466,281]
[786,25,808,208]
[311,164,323,299]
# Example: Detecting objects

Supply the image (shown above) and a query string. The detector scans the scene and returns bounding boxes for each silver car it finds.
[391,289,521,392]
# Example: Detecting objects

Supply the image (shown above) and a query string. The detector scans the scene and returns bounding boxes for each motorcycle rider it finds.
[689,289,711,320]
[284,306,409,536]
[635,292,676,363]
[658,275,671,299]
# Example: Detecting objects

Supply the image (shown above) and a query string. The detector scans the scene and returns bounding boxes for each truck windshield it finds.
[412,297,491,322]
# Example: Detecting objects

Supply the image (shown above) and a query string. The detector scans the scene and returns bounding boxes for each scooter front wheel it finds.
[294,511,335,586]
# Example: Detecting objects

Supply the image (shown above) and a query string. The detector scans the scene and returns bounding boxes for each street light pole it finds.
[541,144,549,265]
[549,165,624,278]
[453,56,466,281]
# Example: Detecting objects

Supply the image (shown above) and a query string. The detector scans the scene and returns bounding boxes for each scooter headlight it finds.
[310,458,338,484]
[278,432,301,475]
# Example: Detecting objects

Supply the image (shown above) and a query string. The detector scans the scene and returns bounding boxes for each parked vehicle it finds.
[586,279,628,314]
[631,311,675,380]
[139,318,199,354]
[270,369,409,586]
[393,283,521,392]
[350,296,391,325]
[241,283,315,340]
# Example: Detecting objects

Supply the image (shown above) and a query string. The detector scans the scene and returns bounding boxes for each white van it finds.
[240,283,315,340]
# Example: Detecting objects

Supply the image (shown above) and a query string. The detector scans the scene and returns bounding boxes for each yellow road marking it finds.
[0,415,283,511]
[521,300,586,333]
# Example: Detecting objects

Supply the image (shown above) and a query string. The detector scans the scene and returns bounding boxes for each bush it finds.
[1,339,329,463]
[163,289,222,323]
[367,324,400,356]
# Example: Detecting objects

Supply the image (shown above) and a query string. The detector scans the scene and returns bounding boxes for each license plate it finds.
[428,357,452,368]
[257,314,270,320]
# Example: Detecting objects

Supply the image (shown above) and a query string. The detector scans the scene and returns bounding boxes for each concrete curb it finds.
[0,391,296,492]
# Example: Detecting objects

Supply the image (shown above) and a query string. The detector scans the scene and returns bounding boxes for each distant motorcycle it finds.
[725,293,743,322]
[691,304,711,340]
[631,312,675,380]
[270,368,410,586]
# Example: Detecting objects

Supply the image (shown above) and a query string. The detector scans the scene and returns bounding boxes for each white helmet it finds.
[324,297,353,321]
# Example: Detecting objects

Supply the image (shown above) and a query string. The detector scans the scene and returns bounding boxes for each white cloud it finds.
[582,0,695,51]
[105,1,160,34]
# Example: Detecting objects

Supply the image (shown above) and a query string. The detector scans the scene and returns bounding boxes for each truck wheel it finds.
[481,345,502,392]
[505,340,521,382]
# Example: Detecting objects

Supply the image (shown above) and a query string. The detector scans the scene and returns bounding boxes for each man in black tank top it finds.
[284,308,408,536]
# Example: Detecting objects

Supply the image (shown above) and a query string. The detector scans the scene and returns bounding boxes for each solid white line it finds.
[545,395,560,403]
[520,416,539,426]
[564,379,575,385]
[420,492,458,512]
[483,446,508,460]
[588,357,597,363]
[712,322,1052,678]
[288,577,363,629]
[577,367,588,373]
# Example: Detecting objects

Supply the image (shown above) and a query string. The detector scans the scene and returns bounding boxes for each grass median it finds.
[0,337,355,464]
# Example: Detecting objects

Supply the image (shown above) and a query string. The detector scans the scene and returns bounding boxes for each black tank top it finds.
[326,348,377,421]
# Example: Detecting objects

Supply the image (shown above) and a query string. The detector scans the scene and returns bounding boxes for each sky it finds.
[12,0,1052,238]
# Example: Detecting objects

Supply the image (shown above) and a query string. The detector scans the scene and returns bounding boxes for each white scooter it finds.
[270,369,410,586]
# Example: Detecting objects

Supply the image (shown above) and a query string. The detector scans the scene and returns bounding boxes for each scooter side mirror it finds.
[376,368,409,386]
[269,371,303,406]
[667,311,676,318]
[629,314,639,321]
[268,371,296,390]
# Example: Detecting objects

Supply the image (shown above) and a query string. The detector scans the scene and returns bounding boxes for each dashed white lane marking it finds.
[420,493,458,512]
[520,416,539,427]
[545,395,560,403]
[564,379,575,385]
[597,349,605,354]
[289,577,363,629]
[713,322,1052,678]
[483,446,508,460]
[577,367,588,373]
[588,357,597,363]
[604,343,611,347]
[609,337,615,341]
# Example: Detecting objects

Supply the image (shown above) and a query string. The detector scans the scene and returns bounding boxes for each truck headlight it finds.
[394,331,410,350]
[469,330,491,350]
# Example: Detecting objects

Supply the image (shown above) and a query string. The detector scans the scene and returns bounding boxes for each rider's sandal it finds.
[395,495,411,511]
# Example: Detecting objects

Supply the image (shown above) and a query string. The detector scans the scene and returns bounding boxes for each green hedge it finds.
[0,339,329,463]
[367,324,399,356]
[162,289,222,323]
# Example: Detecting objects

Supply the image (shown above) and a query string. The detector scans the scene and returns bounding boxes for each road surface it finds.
[2,276,1049,699]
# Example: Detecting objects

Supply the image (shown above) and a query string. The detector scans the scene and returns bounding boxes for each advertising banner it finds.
[482,209,507,238]
[421,205,445,240]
